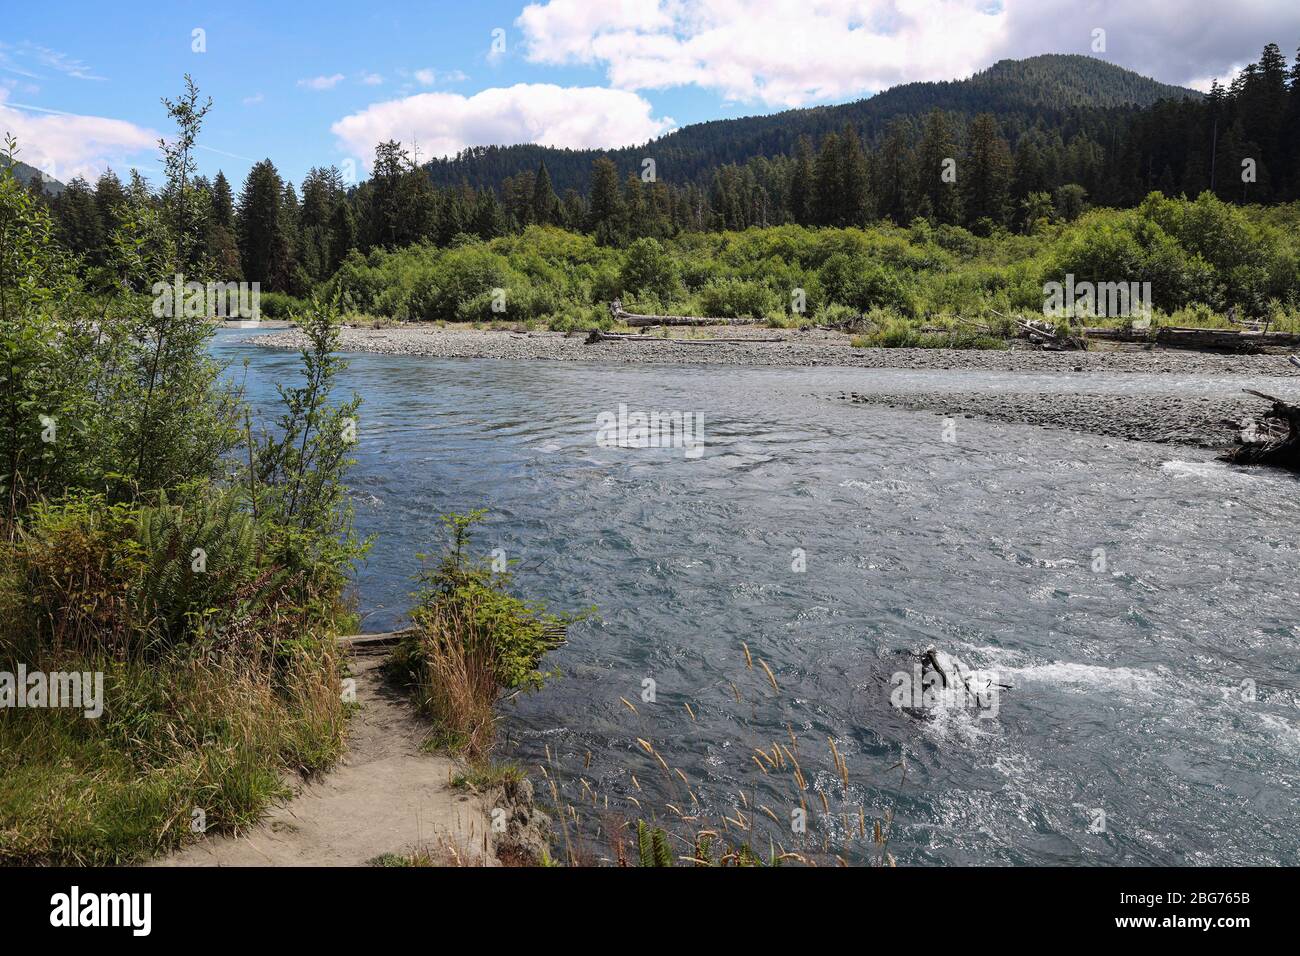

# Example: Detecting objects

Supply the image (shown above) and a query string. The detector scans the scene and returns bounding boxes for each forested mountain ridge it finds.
[424,54,1200,195]
[26,41,1300,298]
[0,155,64,196]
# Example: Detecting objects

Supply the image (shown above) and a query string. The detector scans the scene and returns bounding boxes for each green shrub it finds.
[698,278,780,319]
[259,291,307,319]
[818,253,915,315]
[386,511,576,755]
[619,237,680,301]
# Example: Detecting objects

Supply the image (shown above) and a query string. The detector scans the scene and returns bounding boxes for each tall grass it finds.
[0,653,346,865]
[385,511,573,757]
[0,490,352,864]
[531,645,901,867]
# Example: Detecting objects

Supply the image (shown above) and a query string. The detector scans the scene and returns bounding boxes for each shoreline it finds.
[240,325,1298,451]
[241,324,1300,376]
[839,390,1258,449]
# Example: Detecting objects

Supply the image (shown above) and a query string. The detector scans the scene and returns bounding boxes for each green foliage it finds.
[316,198,1300,335]
[417,510,568,694]
[386,510,576,754]
[697,277,780,319]
[0,104,362,865]
[819,252,916,315]
[258,290,307,319]
[1049,192,1299,316]
[636,820,674,867]
[250,294,363,543]
[619,237,679,300]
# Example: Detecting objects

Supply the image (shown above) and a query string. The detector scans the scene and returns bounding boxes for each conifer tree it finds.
[531,161,559,225]
[236,159,290,288]
[587,158,624,245]
[962,113,1013,230]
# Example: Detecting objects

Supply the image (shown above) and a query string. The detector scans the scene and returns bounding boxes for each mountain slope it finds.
[424,54,1199,194]
[0,155,65,196]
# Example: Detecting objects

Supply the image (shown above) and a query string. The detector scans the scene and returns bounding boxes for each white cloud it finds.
[516,0,1300,107]
[0,90,157,180]
[0,42,104,81]
[360,72,384,86]
[331,83,674,166]
[1,76,40,96]
[298,73,346,91]
[24,43,105,81]
[407,68,468,87]
[517,0,1009,107]
[242,92,265,106]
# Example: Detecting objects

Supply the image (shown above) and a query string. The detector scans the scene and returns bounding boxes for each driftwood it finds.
[1221,389,1300,471]
[1012,316,1300,352]
[1017,318,1087,351]
[609,299,753,327]
[585,330,782,345]
[1156,327,1300,351]
[1052,326,1300,351]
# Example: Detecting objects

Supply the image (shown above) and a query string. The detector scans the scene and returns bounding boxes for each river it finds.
[215,329,1300,866]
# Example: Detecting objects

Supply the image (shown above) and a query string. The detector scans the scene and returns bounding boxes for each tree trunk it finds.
[1221,389,1300,471]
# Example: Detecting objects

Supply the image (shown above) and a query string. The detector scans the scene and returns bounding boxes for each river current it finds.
[216,329,1300,866]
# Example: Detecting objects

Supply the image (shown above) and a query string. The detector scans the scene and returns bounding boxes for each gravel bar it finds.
[244,325,1300,377]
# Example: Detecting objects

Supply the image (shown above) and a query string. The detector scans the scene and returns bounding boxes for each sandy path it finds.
[155,639,495,867]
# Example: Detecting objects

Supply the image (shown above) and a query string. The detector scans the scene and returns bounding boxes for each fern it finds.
[636,820,654,868]
[635,819,674,867]
[651,827,673,868]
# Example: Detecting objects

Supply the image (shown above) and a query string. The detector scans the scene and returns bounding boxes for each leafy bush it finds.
[311,202,1300,329]
[818,253,916,315]
[698,278,780,319]
[619,237,680,301]
[0,108,364,865]
[385,511,575,755]
[259,290,307,319]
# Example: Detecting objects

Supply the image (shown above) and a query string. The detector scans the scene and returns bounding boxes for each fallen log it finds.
[1079,325,1152,341]
[585,330,783,345]
[1220,388,1300,471]
[609,298,754,327]
[1017,318,1087,350]
[1156,327,1300,351]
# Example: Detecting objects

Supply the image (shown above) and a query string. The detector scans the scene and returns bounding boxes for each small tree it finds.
[619,237,679,302]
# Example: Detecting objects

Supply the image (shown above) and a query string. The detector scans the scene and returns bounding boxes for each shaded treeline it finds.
[28,43,1300,296]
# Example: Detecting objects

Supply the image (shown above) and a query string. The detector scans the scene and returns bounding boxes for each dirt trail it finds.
[156,638,495,867]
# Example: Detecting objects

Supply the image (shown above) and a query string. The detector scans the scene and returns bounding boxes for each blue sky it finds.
[3,1,1297,189]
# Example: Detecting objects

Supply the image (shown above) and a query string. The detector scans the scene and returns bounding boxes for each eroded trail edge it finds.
[157,638,495,867]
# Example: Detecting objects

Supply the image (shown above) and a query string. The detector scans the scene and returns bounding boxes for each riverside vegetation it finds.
[25,43,1300,348]
[0,89,365,861]
[0,80,569,865]
[384,509,575,758]
[308,191,1300,343]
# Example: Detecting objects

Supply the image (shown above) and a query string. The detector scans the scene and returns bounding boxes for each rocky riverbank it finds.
[240,324,1300,451]
[243,324,1300,377]
[837,389,1266,449]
